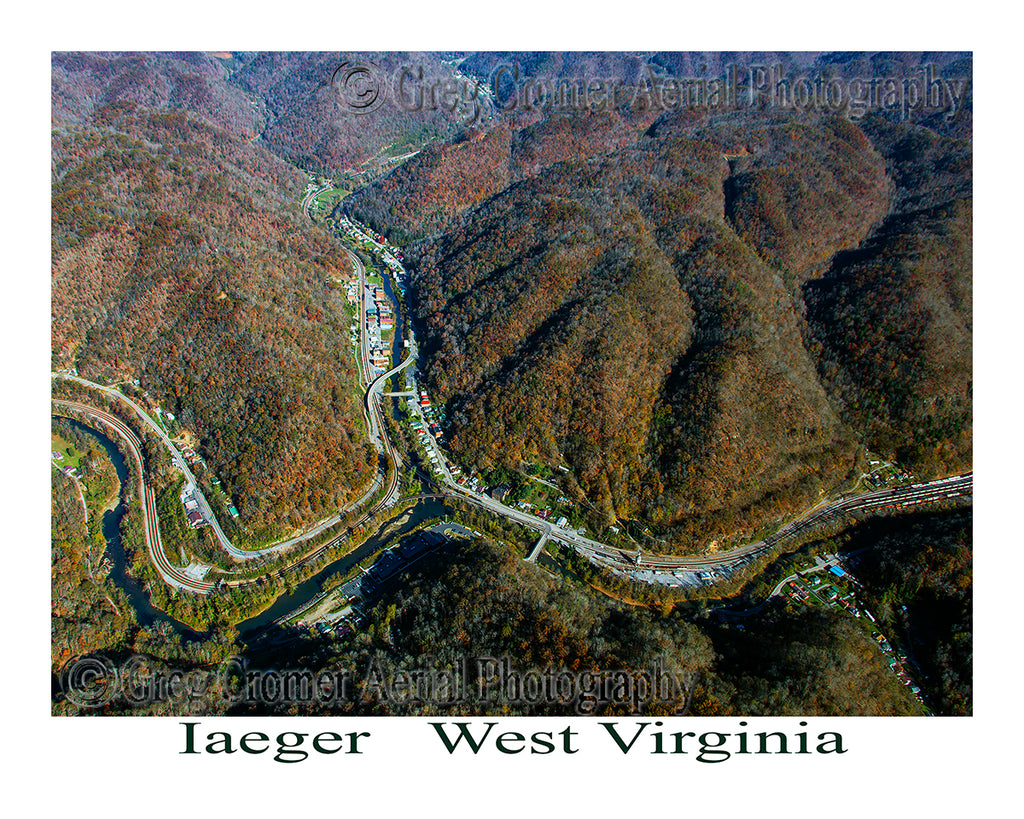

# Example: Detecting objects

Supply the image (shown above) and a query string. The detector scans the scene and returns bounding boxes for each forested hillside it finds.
[344,125,515,243]
[50,51,972,722]
[52,52,259,137]
[51,50,972,549]
[216,536,922,717]
[229,51,474,173]
[335,48,971,548]
[803,118,972,476]
[840,510,972,715]
[52,92,375,537]
[344,111,647,241]
[389,111,928,546]
[374,537,922,715]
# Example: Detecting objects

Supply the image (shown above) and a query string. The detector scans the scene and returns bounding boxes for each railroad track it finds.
[54,214,975,599]
[52,399,386,595]
[51,239,409,597]
[53,400,217,594]
[580,473,974,572]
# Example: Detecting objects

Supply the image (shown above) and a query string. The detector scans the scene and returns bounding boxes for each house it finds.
[489,484,511,503]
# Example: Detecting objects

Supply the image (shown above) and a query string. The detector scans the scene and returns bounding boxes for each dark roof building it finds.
[489,484,511,503]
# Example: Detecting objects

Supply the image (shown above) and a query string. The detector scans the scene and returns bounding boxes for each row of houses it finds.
[340,217,403,261]
[370,286,394,328]
[344,274,360,304]
[417,390,444,443]
[339,214,407,298]
[362,279,396,374]
[335,217,409,378]
[411,388,458,480]
[383,254,407,299]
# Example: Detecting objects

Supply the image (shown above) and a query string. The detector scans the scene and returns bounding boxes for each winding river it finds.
[235,500,450,635]
[55,418,209,642]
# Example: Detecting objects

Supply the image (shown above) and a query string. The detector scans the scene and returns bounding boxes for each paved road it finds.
[53,400,217,593]
[52,373,382,561]
[421,432,971,574]
[339,221,420,514]
[49,226,412,595]
[338,217,976,576]
[583,473,974,572]
[52,213,975,599]
[348,247,373,389]
[364,350,418,451]
[52,397,400,595]
[301,183,333,220]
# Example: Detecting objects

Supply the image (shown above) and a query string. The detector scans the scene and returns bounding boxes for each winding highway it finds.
[51,394,410,596]
[428,456,971,573]
[52,213,973,600]
[579,473,974,572]
[337,217,976,577]
[50,235,414,595]
[52,399,217,593]
[51,373,377,561]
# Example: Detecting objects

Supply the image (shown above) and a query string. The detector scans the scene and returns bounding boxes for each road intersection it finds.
[51,216,973,598]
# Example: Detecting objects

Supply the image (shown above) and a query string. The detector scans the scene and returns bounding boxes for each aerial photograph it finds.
[50,51,972,719]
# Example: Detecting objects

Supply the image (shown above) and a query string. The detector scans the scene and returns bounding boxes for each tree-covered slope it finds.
[52,103,375,537]
[803,117,972,475]
[401,113,898,545]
